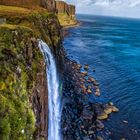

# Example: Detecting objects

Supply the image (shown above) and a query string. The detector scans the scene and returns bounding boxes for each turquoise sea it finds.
[63,14,140,140]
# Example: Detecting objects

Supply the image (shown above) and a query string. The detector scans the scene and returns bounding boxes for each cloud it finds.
[129,0,140,7]
[66,0,140,7]
[66,0,140,18]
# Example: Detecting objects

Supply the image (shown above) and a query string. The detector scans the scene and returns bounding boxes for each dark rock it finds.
[82,109,93,120]
[97,136,104,140]
[103,104,113,115]
[84,65,89,70]
[87,77,95,83]
[96,120,104,129]
[93,68,96,72]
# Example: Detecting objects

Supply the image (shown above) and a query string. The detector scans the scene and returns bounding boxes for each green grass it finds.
[0,23,33,31]
[0,5,61,139]
[0,25,42,140]
[57,13,77,26]
[0,5,30,15]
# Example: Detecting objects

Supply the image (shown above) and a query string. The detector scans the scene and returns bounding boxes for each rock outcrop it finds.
[55,1,77,26]
[40,0,56,12]
[55,0,75,18]
[67,4,75,17]
[55,1,66,13]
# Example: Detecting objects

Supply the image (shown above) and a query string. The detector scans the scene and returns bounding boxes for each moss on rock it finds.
[0,5,62,139]
[0,25,42,139]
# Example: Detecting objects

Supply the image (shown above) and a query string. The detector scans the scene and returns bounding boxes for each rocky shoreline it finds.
[0,1,120,139]
[59,44,119,140]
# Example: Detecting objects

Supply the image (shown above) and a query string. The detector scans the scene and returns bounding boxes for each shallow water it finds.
[63,15,140,140]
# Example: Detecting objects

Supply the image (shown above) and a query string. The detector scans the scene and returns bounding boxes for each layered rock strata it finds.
[55,1,75,18]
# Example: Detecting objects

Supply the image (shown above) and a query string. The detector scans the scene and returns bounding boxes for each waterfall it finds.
[38,40,62,140]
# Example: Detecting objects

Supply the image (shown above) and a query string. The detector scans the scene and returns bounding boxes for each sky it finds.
[65,0,140,18]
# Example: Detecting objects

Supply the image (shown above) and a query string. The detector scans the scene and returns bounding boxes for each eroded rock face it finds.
[32,58,48,139]
[67,4,75,16]
[55,1,66,13]
[40,0,56,12]
[55,1,75,16]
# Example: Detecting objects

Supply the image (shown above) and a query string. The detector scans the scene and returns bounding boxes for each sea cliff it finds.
[55,1,77,26]
[0,2,62,139]
[0,0,77,26]
[0,1,118,140]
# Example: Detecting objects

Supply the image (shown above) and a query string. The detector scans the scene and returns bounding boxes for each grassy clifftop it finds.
[0,5,61,140]
[0,5,61,51]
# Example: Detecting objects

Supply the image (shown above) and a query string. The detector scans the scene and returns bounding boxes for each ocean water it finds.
[63,15,140,140]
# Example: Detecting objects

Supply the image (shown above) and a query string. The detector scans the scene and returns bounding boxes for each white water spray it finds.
[38,40,62,140]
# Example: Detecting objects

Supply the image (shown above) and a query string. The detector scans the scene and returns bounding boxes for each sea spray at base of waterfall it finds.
[38,40,62,140]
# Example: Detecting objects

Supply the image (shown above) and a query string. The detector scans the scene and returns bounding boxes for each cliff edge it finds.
[55,0,77,26]
[0,0,77,139]
[0,4,61,140]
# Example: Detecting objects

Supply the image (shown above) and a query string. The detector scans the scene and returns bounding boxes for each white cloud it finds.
[66,0,140,7]
[129,0,140,7]
[66,0,140,18]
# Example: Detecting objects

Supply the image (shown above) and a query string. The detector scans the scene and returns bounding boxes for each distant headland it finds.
[0,0,77,26]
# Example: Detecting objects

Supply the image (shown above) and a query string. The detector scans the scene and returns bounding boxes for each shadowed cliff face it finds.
[40,0,56,12]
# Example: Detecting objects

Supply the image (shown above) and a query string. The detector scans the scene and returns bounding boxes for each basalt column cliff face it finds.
[40,0,56,12]
[55,1,77,26]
